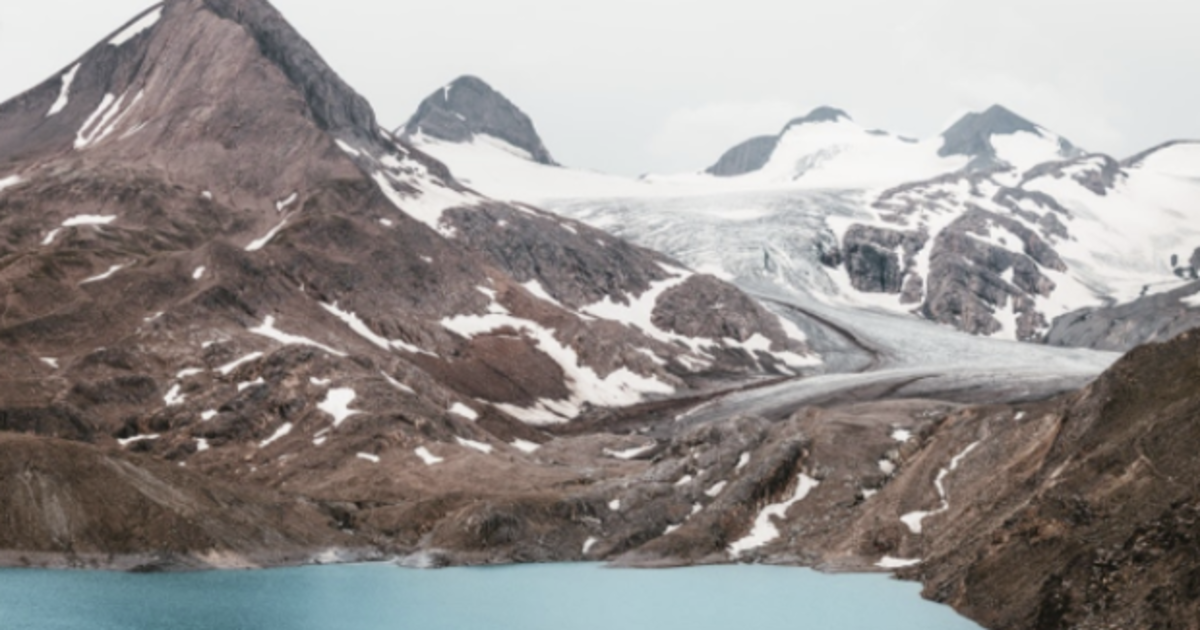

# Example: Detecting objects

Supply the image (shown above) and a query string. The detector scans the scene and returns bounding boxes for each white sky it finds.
[2,0,1198,175]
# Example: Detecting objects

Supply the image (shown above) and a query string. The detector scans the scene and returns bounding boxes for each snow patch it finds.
[275,192,298,212]
[41,229,61,246]
[455,437,494,454]
[877,556,922,569]
[900,441,982,534]
[163,384,185,406]
[728,474,820,558]
[193,266,206,280]
[449,403,479,421]
[259,423,293,448]
[705,481,728,497]
[249,316,346,357]
[318,388,359,427]
[582,537,598,555]
[511,439,541,453]
[81,264,124,285]
[40,357,59,369]
[521,279,564,308]
[736,452,751,470]
[245,218,288,252]
[604,443,655,460]
[892,428,913,442]
[62,214,116,227]
[46,64,80,117]
[118,434,159,447]
[414,446,443,466]
[357,452,381,464]
[237,377,265,392]
[109,7,162,46]
[201,410,218,422]
[216,352,263,376]
[321,302,433,356]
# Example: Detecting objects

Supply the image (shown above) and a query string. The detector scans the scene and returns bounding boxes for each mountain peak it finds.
[784,106,852,130]
[401,75,557,166]
[940,104,1046,161]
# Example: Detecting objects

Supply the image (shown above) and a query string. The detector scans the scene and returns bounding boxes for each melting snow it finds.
[193,266,206,280]
[736,453,751,470]
[245,218,288,251]
[163,384,185,406]
[879,459,896,475]
[0,175,20,194]
[442,310,674,424]
[675,474,694,487]
[512,439,541,453]
[62,214,116,227]
[249,316,346,357]
[900,441,982,534]
[109,7,162,46]
[216,352,263,376]
[892,428,913,442]
[118,434,159,447]
[520,280,565,308]
[46,64,80,117]
[195,438,210,453]
[371,170,476,238]
[728,474,820,558]
[318,388,359,427]
[604,443,655,460]
[608,499,621,511]
[357,452,381,464]
[275,192,298,212]
[455,437,494,454]
[201,410,218,422]
[449,403,479,420]
[877,556,922,569]
[41,229,61,246]
[237,377,265,392]
[259,423,293,448]
[320,302,432,355]
[414,446,444,466]
[705,481,728,497]
[381,372,415,394]
[81,264,124,285]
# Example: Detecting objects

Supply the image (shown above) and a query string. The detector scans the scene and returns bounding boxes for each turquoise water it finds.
[0,563,979,629]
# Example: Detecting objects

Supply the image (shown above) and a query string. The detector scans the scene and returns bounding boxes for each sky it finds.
[1,0,1198,175]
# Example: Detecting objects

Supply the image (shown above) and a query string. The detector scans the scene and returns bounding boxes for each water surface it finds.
[0,562,980,629]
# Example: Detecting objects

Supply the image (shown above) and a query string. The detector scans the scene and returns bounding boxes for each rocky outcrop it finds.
[705,136,777,177]
[401,75,556,165]
[939,104,1079,168]
[0,433,358,570]
[1045,282,1200,351]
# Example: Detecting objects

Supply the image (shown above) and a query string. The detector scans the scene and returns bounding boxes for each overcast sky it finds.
[2,0,1198,175]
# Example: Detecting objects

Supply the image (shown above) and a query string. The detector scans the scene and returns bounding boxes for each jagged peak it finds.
[939,104,1082,169]
[401,75,557,166]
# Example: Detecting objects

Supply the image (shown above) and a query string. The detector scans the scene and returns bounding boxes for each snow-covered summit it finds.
[939,104,1081,172]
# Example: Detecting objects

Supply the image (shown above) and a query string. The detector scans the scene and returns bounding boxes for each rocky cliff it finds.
[400,75,557,165]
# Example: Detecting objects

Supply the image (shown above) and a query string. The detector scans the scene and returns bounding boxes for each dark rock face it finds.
[401,75,556,165]
[783,106,851,129]
[1045,282,1200,351]
[842,225,925,295]
[939,104,1079,168]
[705,135,777,177]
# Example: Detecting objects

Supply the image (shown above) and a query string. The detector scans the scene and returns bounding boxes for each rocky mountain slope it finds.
[0,0,816,564]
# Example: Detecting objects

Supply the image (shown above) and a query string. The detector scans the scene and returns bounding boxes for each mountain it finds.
[938,104,1081,170]
[0,0,817,565]
[400,75,557,166]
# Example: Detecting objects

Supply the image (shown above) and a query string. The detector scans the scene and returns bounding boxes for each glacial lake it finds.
[0,562,980,629]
